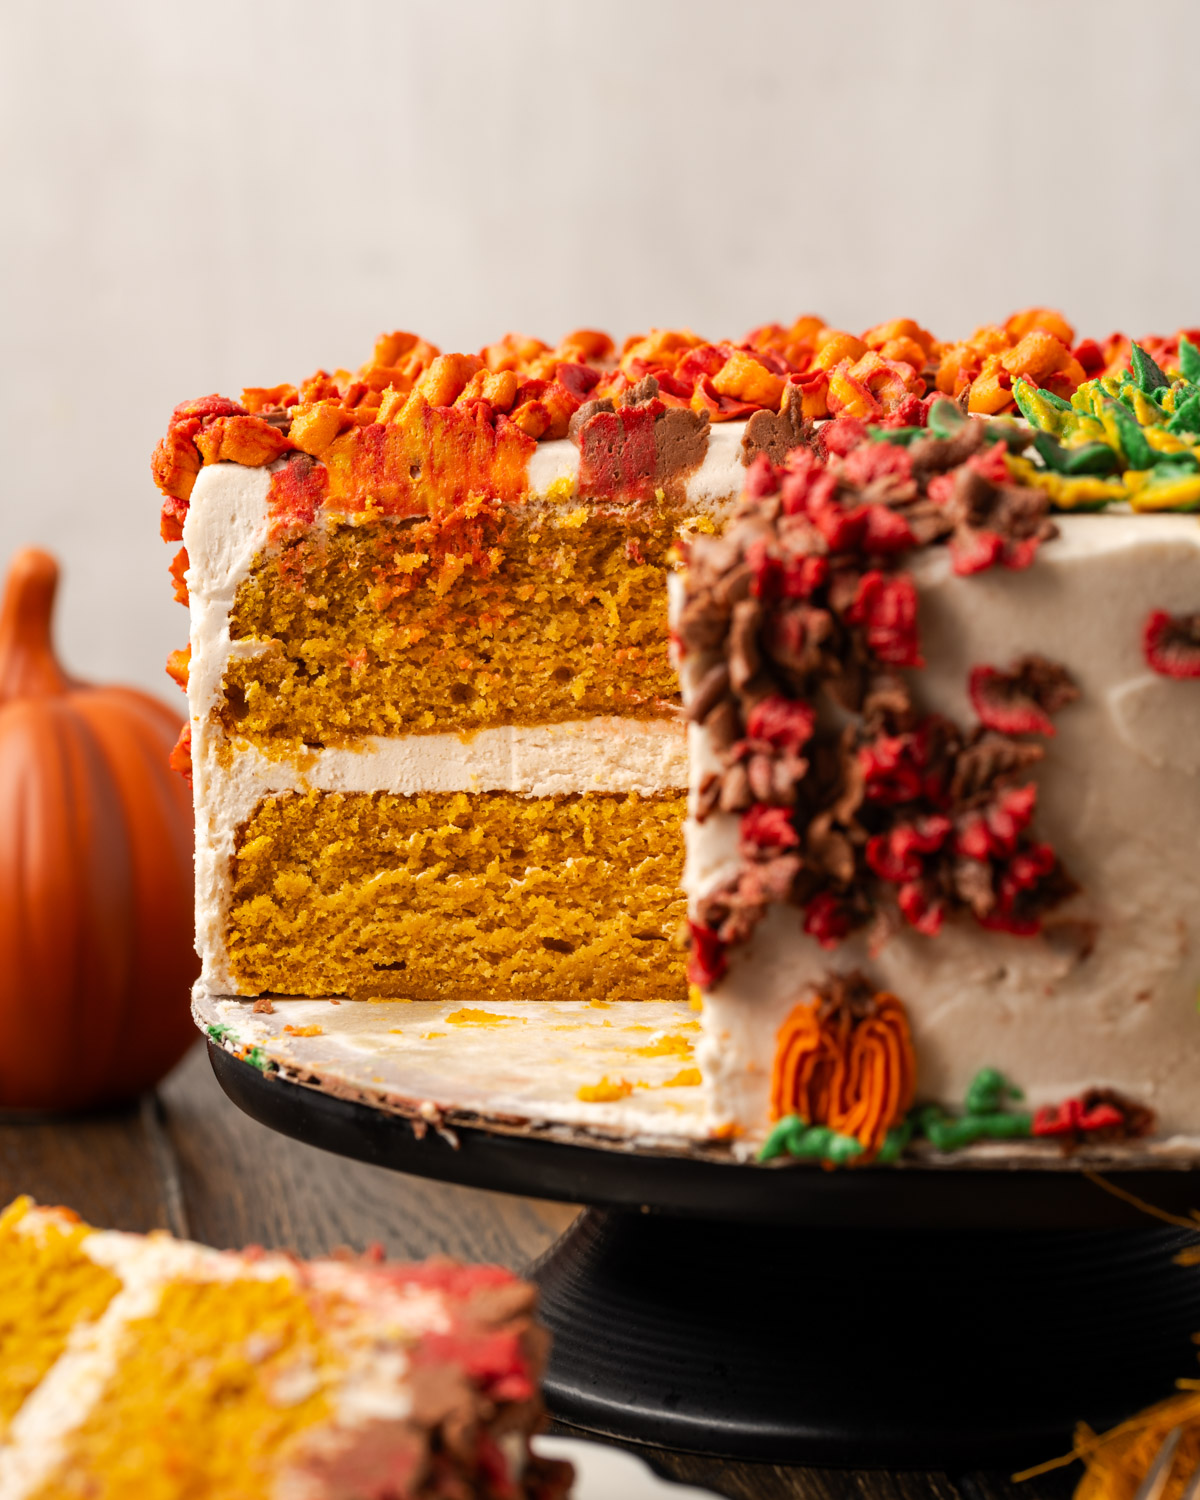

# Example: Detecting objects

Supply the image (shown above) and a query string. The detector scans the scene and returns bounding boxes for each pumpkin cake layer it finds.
[224,504,686,744]
[0,1197,570,1500]
[227,789,687,1002]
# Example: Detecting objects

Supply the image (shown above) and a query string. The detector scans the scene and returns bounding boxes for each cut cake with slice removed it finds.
[158,312,1200,1162]
[166,334,773,1007]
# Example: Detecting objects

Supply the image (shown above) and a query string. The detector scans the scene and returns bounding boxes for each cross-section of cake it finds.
[160,319,928,1007]
[0,1196,572,1499]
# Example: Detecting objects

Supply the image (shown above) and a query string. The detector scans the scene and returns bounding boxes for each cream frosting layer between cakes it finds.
[677,513,1200,1138]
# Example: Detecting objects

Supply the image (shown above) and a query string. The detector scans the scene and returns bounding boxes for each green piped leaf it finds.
[823,1130,866,1165]
[1179,336,1200,384]
[1104,397,1155,470]
[916,1104,1033,1151]
[964,1067,1023,1116]
[874,1115,916,1165]
[759,1115,801,1161]
[927,396,968,439]
[1013,377,1072,436]
[864,425,927,447]
[1032,433,1120,477]
[1166,391,1200,438]
[1155,450,1200,474]
[1130,341,1170,394]
[757,1116,863,1164]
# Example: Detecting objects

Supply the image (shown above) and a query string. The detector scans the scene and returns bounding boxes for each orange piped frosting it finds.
[319,392,537,519]
[769,975,916,1158]
[153,310,1200,547]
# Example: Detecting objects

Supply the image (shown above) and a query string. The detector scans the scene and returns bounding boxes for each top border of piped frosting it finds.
[151,309,1200,549]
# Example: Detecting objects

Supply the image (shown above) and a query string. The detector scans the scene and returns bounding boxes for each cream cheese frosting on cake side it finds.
[674,367,1200,1159]
[678,513,1200,1140]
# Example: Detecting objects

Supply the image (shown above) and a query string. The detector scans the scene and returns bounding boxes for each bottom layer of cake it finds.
[227,788,688,1002]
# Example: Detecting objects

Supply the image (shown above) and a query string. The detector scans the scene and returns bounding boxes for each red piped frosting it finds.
[678,419,1076,984]
[1143,609,1200,679]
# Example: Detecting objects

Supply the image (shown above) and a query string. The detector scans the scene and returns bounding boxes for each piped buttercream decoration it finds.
[1014,337,1200,511]
[767,972,915,1159]
[680,426,1071,978]
[1143,610,1200,679]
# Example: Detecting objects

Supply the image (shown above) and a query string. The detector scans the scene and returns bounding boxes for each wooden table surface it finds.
[0,1041,1077,1500]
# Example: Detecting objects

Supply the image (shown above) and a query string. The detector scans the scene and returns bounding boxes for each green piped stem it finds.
[759,1068,1033,1166]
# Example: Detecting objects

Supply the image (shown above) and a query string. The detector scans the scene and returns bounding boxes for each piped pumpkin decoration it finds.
[0,549,197,1109]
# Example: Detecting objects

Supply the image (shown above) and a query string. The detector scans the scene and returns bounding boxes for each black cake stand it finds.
[209,1041,1200,1470]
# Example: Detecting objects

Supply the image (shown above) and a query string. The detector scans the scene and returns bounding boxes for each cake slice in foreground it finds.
[0,1197,571,1500]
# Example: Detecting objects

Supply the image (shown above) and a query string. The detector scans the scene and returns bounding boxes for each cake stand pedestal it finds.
[209,1041,1200,1469]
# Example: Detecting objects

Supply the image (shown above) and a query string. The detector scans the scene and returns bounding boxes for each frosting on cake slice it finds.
[0,1197,571,1500]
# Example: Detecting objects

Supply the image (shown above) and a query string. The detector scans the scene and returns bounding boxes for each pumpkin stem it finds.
[0,549,75,704]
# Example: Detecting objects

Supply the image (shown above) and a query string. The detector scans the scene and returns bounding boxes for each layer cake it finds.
[155,312,1200,1161]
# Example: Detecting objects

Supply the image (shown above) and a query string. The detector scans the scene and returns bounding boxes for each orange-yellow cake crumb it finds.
[224,507,684,743]
[632,1033,695,1059]
[445,1008,524,1026]
[576,1077,635,1102]
[660,1067,703,1088]
[227,788,687,1003]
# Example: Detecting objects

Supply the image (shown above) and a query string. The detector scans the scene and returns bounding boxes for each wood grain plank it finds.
[158,1042,577,1266]
[0,1100,171,1233]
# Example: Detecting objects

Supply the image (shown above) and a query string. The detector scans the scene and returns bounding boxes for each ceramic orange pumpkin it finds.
[0,548,197,1108]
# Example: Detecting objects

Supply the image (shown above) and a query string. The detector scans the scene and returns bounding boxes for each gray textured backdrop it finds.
[2,0,1195,698]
